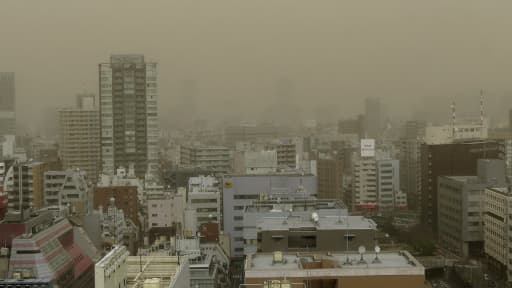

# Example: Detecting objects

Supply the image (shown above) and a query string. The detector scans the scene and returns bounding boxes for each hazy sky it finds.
[1,0,512,133]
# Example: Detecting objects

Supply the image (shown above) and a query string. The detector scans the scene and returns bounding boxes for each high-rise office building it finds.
[0,72,15,137]
[364,97,381,139]
[99,55,158,178]
[58,94,100,183]
[420,140,504,233]
[399,139,423,211]
[403,120,426,140]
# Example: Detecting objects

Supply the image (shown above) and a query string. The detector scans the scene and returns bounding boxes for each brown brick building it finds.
[94,186,139,226]
[317,157,344,200]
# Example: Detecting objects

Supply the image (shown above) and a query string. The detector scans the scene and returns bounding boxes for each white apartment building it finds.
[95,245,129,288]
[222,174,317,257]
[352,158,377,210]
[484,187,512,281]
[180,145,232,173]
[44,169,91,216]
[147,195,173,228]
[188,176,221,226]
[233,150,278,175]
[353,156,401,212]
[377,159,400,211]
[147,189,186,232]
[274,137,304,169]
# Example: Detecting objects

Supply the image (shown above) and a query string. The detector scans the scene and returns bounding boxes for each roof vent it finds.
[272,251,285,265]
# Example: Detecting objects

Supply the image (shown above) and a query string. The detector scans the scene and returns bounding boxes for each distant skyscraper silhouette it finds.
[0,72,15,137]
[364,97,381,139]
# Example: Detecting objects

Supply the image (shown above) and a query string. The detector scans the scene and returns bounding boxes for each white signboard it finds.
[361,139,375,157]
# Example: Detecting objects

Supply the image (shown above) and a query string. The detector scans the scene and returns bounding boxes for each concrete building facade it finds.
[242,198,348,255]
[95,245,129,288]
[484,187,512,282]
[437,159,506,258]
[180,145,232,174]
[222,174,317,257]
[188,176,221,225]
[99,54,158,178]
[420,140,505,233]
[59,93,100,183]
[244,251,425,288]
[8,161,50,212]
[399,139,422,211]
[44,169,92,217]
[0,72,15,137]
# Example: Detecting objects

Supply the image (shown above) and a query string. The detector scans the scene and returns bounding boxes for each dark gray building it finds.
[437,159,506,257]
[364,97,381,139]
[256,215,377,253]
[99,55,158,178]
[242,198,348,254]
[0,72,15,137]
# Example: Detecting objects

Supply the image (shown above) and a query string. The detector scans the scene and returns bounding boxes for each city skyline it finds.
[2,1,512,133]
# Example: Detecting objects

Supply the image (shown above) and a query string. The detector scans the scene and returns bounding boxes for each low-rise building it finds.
[5,213,97,287]
[244,250,425,288]
[180,145,232,174]
[44,169,92,217]
[256,215,376,253]
[126,255,189,288]
[242,198,348,254]
[222,173,317,258]
[188,176,221,226]
[95,245,129,288]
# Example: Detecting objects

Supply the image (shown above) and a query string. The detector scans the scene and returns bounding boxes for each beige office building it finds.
[59,93,100,183]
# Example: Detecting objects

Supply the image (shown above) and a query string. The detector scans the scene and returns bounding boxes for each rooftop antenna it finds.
[480,89,484,126]
[343,215,352,265]
[451,101,456,138]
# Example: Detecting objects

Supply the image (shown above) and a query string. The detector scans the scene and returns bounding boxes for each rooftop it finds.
[257,215,376,231]
[126,255,181,288]
[245,199,346,213]
[246,251,424,278]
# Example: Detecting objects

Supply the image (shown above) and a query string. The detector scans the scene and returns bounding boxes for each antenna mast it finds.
[451,101,456,138]
[480,89,484,126]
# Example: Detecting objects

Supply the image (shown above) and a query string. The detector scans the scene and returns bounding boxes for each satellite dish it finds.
[373,245,382,264]
[358,246,366,264]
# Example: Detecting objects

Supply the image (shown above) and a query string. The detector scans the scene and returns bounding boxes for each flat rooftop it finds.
[126,256,180,288]
[258,215,376,231]
[245,199,346,213]
[246,251,424,278]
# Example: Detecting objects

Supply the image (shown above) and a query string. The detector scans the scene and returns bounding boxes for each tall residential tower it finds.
[99,55,158,178]
[0,72,15,137]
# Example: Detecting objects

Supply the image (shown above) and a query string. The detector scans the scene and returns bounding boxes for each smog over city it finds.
[1,1,512,288]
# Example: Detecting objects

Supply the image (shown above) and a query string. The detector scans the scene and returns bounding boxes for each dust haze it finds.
[1,0,512,134]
